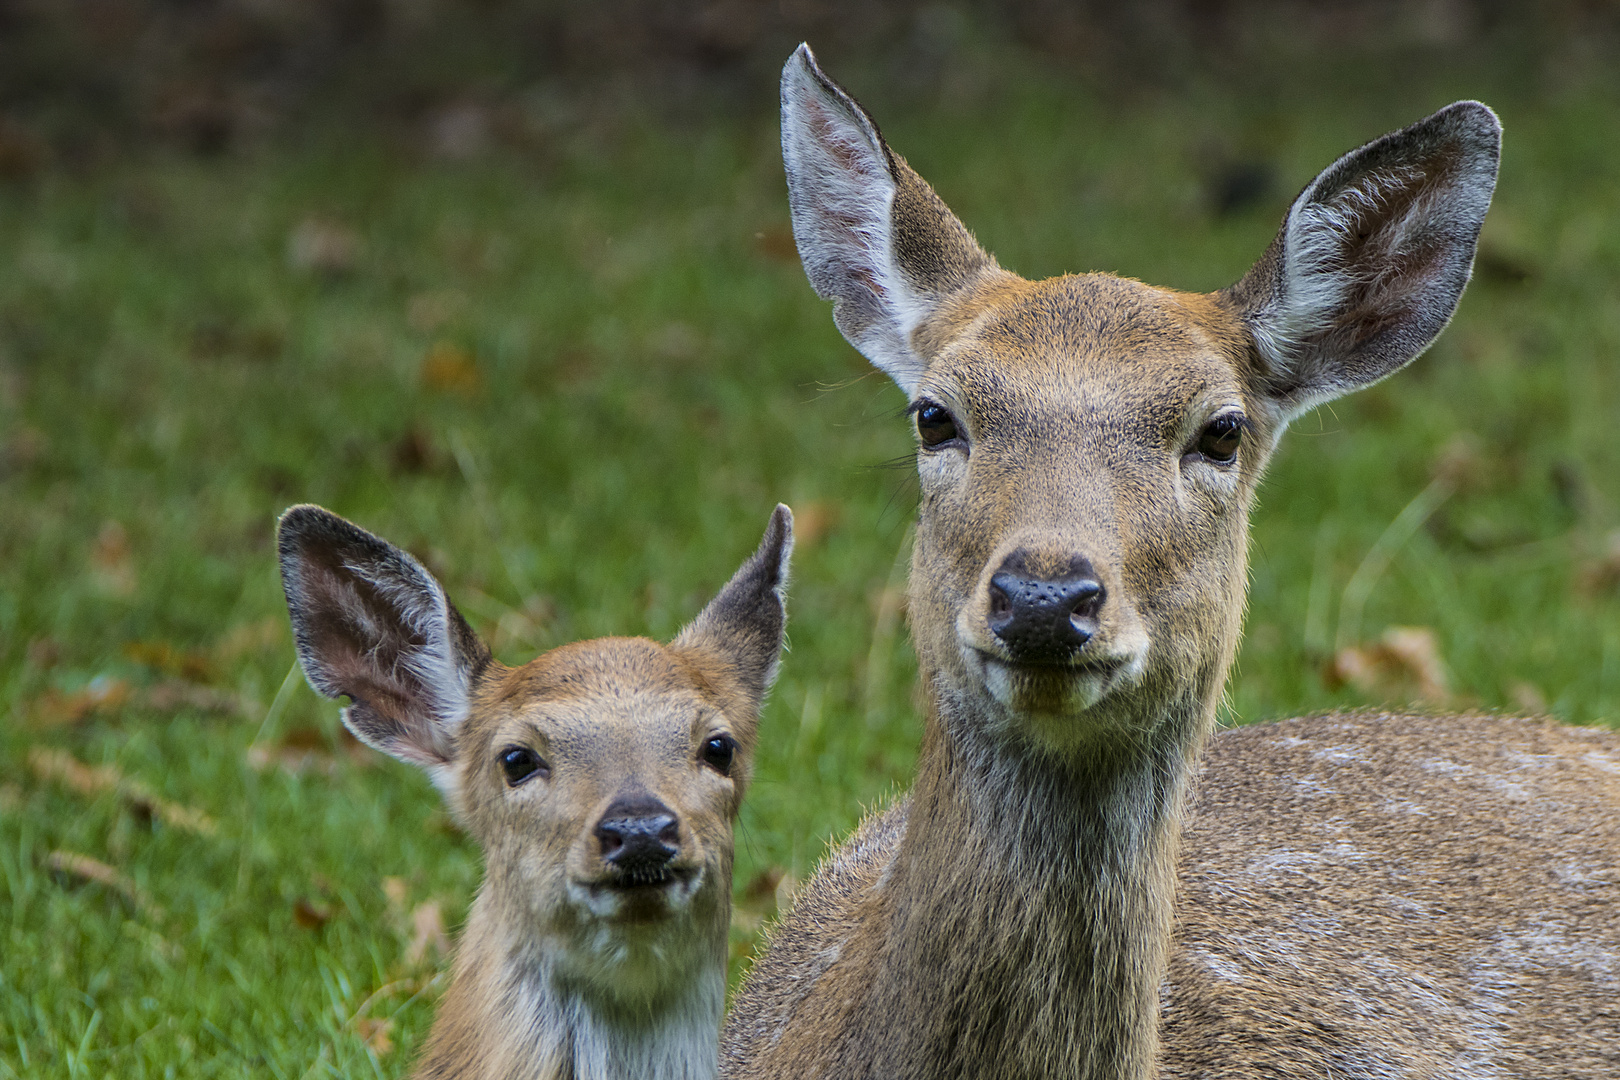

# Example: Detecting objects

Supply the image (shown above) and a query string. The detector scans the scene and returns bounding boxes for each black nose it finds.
[986,551,1105,663]
[594,793,681,884]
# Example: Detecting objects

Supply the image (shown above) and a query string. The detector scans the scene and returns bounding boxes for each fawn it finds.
[720,46,1620,1079]
[277,503,793,1080]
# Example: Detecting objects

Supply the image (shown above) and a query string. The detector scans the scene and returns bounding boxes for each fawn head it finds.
[277,504,792,1007]
[783,45,1498,757]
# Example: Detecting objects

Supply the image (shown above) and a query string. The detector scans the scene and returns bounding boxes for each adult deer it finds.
[721,46,1620,1079]
[279,503,792,1080]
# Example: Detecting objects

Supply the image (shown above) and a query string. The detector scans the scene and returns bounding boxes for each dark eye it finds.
[700,735,737,777]
[499,746,548,786]
[1195,414,1244,463]
[914,402,960,448]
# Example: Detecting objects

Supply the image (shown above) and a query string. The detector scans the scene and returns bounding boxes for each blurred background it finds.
[3,2,1620,1076]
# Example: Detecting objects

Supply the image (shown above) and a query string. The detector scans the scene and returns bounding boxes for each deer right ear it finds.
[781,44,996,394]
[276,505,490,797]
[1226,101,1501,421]
[673,505,794,720]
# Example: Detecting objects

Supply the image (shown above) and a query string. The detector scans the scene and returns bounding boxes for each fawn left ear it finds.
[673,505,794,718]
[277,504,490,800]
[1225,100,1500,421]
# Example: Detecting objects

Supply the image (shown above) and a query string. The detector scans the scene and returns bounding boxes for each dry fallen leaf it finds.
[248,726,372,776]
[421,341,481,394]
[26,678,243,729]
[406,901,450,966]
[26,676,131,727]
[793,501,842,548]
[1328,626,1452,706]
[28,747,217,834]
[293,898,333,930]
[92,520,137,597]
[123,640,216,683]
[1576,529,1620,598]
[354,1016,395,1056]
[46,850,162,918]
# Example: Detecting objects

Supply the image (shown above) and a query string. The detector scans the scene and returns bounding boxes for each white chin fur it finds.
[981,656,1109,713]
[566,867,705,921]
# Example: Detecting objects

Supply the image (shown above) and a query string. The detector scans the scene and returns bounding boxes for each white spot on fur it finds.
[1194,949,1244,983]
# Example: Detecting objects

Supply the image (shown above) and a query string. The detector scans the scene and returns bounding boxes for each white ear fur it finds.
[1238,101,1501,421]
[780,45,932,393]
[277,505,488,805]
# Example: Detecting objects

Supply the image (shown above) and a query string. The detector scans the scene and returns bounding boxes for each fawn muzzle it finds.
[987,551,1105,663]
[596,794,682,887]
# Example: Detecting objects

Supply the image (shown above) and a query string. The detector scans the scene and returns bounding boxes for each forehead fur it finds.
[920,274,1259,436]
[481,638,707,710]
[930,274,1251,374]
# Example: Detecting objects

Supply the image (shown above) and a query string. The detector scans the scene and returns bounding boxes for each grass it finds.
[3,48,1620,1076]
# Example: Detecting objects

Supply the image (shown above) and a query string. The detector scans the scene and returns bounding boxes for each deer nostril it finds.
[986,553,1107,663]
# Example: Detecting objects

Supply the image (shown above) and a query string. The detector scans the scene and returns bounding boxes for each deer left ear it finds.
[1225,101,1500,421]
[673,505,794,716]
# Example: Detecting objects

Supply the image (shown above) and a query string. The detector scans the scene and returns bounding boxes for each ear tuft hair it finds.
[673,504,794,711]
[1226,101,1500,419]
[781,44,994,394]
[277,505,489,784]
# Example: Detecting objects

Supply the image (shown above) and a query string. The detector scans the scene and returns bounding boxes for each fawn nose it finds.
[987,551,1105,663]
[595,793,681,883]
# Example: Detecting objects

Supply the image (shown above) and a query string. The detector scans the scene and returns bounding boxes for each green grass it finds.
[4,54,1620,1076]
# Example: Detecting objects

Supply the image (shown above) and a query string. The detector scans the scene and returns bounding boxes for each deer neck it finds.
[415,893,726,1080]
[874,665,1220,1080]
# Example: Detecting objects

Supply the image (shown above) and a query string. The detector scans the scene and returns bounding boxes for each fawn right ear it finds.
[277,505,489,795]
[781,44,996,395]
[673,505,794,722]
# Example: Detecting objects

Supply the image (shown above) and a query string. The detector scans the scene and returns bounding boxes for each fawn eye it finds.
[499,746,548,786]
[700,735,737,777]
[1194,414,1245,464]
[914,402,961,448]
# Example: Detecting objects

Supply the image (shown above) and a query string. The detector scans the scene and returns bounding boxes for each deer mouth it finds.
[570,865,703,922]
[974,650,1137,714]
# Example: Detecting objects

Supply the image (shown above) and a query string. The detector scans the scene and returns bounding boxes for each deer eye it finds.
[914,402,961,448]
[499,746,548,786]
[1194,414,1245,464]
[700,735,737,777]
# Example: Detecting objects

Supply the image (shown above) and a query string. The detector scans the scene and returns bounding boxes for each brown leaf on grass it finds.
[248,726,373,776]
[27,678,244,729]
[353,1017,395,1056]
[793,501,842,548]
[27,676,131,727]
[421,341,481,394]
[1327,626,1452,706]
[406,901,450,966]
[46,850,162,918]
[1576,530,1620,598]
[288,216,361,274]
[28,747,217,835]
[92,521,137,597]
[293,898,334,930]
[123,640,217,684]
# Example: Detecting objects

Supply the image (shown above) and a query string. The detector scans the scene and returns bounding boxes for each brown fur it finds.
[723,46,1617,1079]
[278,504,793,1080]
